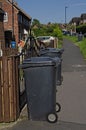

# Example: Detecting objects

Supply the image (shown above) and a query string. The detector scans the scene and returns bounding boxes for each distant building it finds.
[69,13,86,26]
[69,17,81,26]
[80,13,86,24]
[0,0,31,47]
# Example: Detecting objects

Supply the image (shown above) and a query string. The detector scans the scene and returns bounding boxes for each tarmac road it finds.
[62,39,86,72]
[0,38,86,130]
[57,39,86,124]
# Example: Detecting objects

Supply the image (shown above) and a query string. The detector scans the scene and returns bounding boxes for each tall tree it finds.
[32,19,40,27]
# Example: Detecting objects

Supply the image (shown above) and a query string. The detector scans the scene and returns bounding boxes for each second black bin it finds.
[39,48,64,85]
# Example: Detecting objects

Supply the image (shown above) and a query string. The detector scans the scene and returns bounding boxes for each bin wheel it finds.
[47,113,58,123]
[56,102,61,113]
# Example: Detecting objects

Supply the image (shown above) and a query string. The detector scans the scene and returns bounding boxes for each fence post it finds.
[2,56,10,122]
[0,56,20,122]
[0,57,3,122]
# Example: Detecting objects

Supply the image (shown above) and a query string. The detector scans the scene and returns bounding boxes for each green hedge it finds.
[79,39,86,59]
[76,24,86,34]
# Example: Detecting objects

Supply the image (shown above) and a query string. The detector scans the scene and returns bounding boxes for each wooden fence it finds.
[0,47,38,123]
[0,38,58,123]
[0,55,20,122]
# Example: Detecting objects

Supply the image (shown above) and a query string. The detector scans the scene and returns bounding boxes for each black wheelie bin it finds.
[19,56,61,123]
[39,47,64,85]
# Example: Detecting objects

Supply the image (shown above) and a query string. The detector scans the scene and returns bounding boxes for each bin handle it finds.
[49,57,61,67]
[18,64,30,69]
[40,48,64,53]
[60,48,64,53]
[39,51,49,56]
[41,48,49,51]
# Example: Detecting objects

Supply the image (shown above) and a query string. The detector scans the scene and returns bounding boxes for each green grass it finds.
[64,35,86,59]
[64,35,78,43]
[64,36,78,43]
[58,40,63,48]
[79,39,86,59]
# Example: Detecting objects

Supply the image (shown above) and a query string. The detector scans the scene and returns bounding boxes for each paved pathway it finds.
[57,39,86,124]
[0,38,86,130]
[62,39,86,72]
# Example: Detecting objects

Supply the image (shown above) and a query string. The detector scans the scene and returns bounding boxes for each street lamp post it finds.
[65,6,68,25]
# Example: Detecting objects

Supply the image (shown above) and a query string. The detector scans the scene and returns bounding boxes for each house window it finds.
[4,12,8,22]
[18,14,22,23]
[23,17,29,26]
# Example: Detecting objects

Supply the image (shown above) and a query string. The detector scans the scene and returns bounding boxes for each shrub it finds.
[76,24,86,34]
[79,39,86,59]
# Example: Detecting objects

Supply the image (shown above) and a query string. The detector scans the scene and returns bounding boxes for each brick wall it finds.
[0,0,31,46]
[0,9,5,49]
[0,0,19,44]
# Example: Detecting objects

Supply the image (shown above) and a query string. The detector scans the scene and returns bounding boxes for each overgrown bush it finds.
[76,24,86,34]
[32,19,63,40]
[79,39,86,59]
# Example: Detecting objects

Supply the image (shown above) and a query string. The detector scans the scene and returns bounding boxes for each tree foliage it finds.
[67,24,76,32]
[76,24,86,34]
[32,19,40,27]
[31,19,63,40]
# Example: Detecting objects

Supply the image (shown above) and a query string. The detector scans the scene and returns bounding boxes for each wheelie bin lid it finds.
[19,56,60,69]
[39,47,64,56]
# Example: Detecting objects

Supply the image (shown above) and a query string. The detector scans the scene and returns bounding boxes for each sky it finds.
[16,0,86,24]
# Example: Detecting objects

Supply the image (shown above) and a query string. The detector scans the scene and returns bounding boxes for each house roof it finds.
[72,17,80,22]
[81,13,86,20]
[7,0,32,20]
[69,17,80,24]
